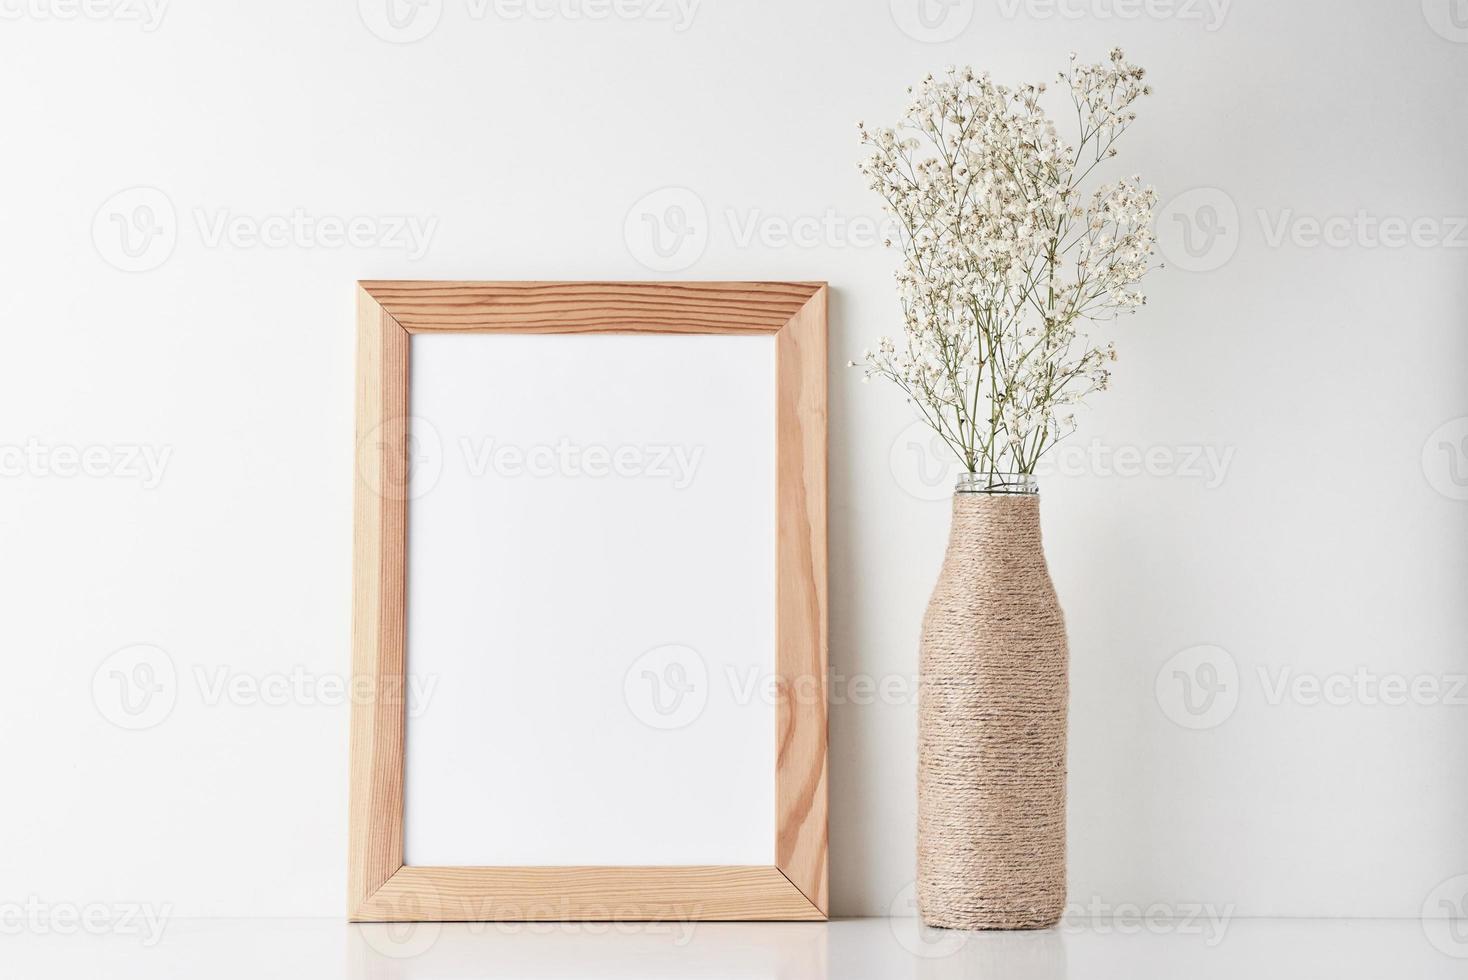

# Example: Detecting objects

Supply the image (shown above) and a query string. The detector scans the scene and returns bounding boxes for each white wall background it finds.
[1,0,1465,919]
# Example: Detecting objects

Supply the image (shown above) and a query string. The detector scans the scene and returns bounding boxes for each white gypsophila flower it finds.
[855,50,1159,479]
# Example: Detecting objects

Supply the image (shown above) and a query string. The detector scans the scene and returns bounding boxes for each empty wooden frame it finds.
[349,282,828,922]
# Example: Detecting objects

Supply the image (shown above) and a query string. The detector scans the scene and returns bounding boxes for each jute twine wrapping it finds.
[917,492,1068,930]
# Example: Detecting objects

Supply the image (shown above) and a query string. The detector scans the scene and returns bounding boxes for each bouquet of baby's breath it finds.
[855,49,1160,487]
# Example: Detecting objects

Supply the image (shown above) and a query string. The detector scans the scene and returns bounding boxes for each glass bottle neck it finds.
[955,472,1038,495]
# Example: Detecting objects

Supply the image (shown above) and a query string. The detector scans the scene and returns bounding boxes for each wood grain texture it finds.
[773,287,830,915]
[348,281,828,922]
[360,280,822,334]
[353,866,824,922]
[348,287,410,916]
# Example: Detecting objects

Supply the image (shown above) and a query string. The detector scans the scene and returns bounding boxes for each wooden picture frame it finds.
[349,281,828,922]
